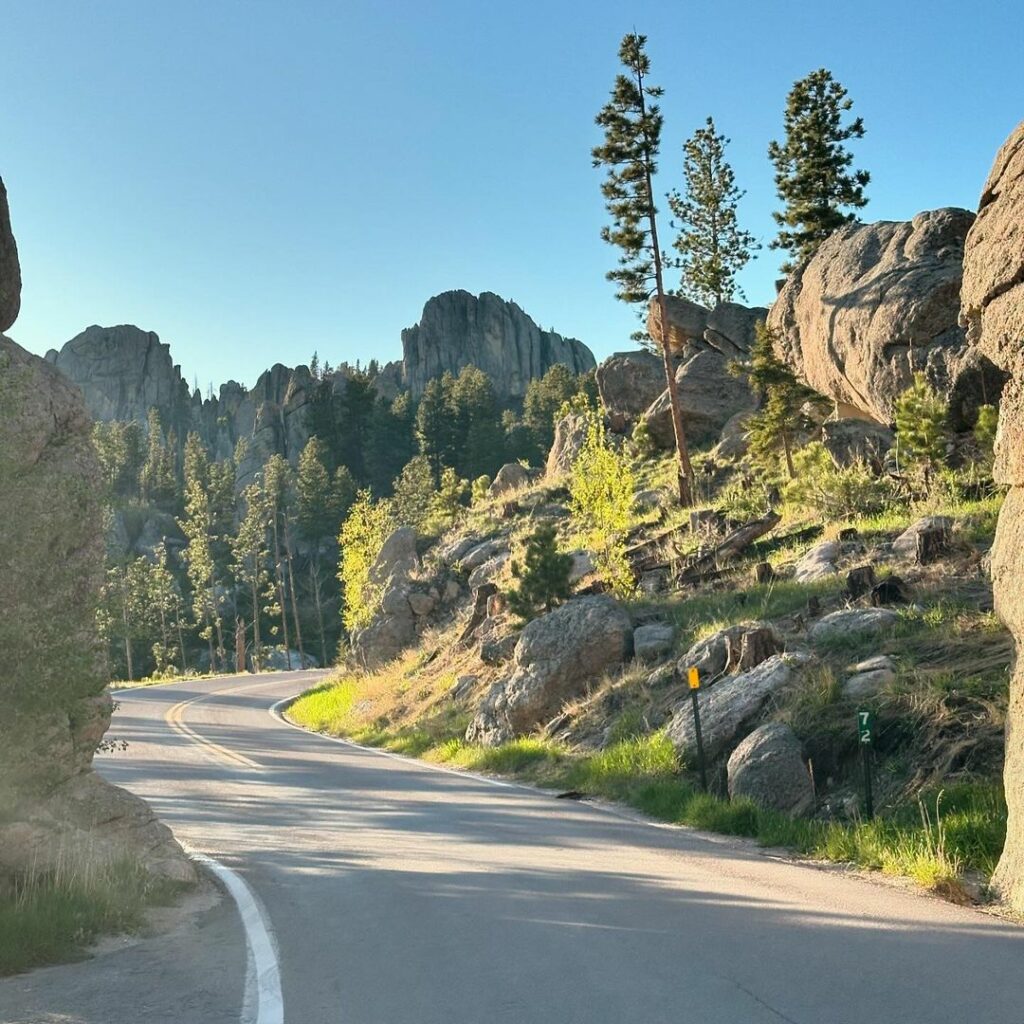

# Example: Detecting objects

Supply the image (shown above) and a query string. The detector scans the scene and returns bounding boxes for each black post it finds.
[861,743,874,819]
[690,688,707,793]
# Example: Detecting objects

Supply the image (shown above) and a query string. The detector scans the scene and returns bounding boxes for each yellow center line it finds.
[164,679,286,769]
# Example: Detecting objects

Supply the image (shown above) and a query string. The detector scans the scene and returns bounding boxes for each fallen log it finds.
[677,512,781,586]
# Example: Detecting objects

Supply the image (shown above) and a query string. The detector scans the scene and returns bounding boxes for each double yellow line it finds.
[165,681,267,769]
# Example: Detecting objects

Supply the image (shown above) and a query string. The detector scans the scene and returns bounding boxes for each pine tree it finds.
[338,491,396,633]
[668,117,758,306]
[451,366,504,479]
[263,454,299,667]
[730,321,823,479]
[593,31,694,505]
[179,475,225,671]
[392,455,435,529]
[768,68,870,273]
[506,524,574,622]
[140,408,178,508]
[428,467,468,530]
[894,372,950,492]
[232,481,271,671]
[522,364,581,458]
[416,375,457,482]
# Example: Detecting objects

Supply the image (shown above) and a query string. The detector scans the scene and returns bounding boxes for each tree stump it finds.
[838,527,859,542]
[916,524,950,565]
[726,625,782,674]
[458,582,498,645]
[755,562,776,584]
[846,564,877,599]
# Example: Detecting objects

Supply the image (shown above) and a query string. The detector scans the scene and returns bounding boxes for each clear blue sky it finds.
[2,0,1020,391]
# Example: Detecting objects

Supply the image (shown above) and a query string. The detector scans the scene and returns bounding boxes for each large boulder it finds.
[768,208,983,424]
[0,333,194,884]
[666,654,807,761]
[962,123,1024,910]
[793,541,840,583]
[727,722,814,816]
[489,462,530,497]
[642,298,765,449]
[465,595,633,746]
[596,350,666,433]
[677,621,782,684]
[398,290,595,400]
[545,411,589,478]
[808,608,900,646]
[644,349,757,448]
[820,419,894,467]
[0,178,20,332]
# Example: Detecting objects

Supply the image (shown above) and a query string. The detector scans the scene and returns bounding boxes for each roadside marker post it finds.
[857,709,875,818]
[688,667,708,792]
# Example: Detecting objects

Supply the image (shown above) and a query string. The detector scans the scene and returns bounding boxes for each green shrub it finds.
[338,492,396,631]
[569,411,637,598]
[783,442,889,518]
[894,372,950,492]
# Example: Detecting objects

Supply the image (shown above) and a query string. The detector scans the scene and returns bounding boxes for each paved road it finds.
[4,671,1024,1024]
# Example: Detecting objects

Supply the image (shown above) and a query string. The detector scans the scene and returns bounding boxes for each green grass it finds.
[0,858,188,976]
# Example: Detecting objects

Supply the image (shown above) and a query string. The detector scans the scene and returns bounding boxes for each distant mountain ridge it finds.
[44,290,594,485]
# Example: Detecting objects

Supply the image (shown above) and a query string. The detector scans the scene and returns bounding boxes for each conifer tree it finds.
[668,117,758,306]
[232,481,271,671]
[768,68,870,273]
[593,31,694,505]
[416,375,458,483]
[179,476,225,671]
[393,455,436,529]
[507,523,574,622]
[729,321,823,479]
[894,372,950,492]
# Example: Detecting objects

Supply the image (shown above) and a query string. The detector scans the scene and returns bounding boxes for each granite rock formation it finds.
[397,290,595,399]
[961,122,1024,911]
[768,208,1006,424]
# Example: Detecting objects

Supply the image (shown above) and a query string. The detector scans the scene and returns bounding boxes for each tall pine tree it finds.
[593,32,694,505]
[668,117,758,307]
[768,68,869,273]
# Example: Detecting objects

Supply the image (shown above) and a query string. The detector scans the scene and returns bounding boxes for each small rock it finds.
[489,462,531,497]
[499,500,521,520]
[808,608,899,646]
[449,675,478,702]
[486,592,507,618]
[794,541,840,582]
[461,538,508,571]
[727,722,814,816]
[443,579,462,603]
[568,550,596,584]
[480,633,519,666]
[407,591,437,617]
[892,517,953,560]
[843,666,895,699]
[871,576,912,606]
[633,623,675,661]
[467,552,509,590]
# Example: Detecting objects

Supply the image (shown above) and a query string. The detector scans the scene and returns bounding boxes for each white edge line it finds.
[190,851,284,1024]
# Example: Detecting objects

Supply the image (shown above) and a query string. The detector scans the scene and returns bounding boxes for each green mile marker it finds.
[688,667,707,792]
[857,709,875,818]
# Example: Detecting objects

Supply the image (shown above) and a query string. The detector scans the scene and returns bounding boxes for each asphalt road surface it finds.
[3,670,1024,1024]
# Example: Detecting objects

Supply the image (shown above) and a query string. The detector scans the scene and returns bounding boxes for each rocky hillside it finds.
[286,123,1024,904]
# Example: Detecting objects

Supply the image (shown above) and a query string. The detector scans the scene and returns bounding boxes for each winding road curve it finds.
[3,670,1024,1023]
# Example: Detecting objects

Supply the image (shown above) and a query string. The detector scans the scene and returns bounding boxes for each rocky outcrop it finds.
[962,122,1024,911]
[0,178,20,332]
[642,299,765,448]
[0,334,194,883]
[596,350,665,433]
[466,595,633,746]
[545,411,589,478]
[768,208,1007,424]
[489,462,530,497]
[351,527,422,670]
[727,723,814,816]
[399,290,595,399]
